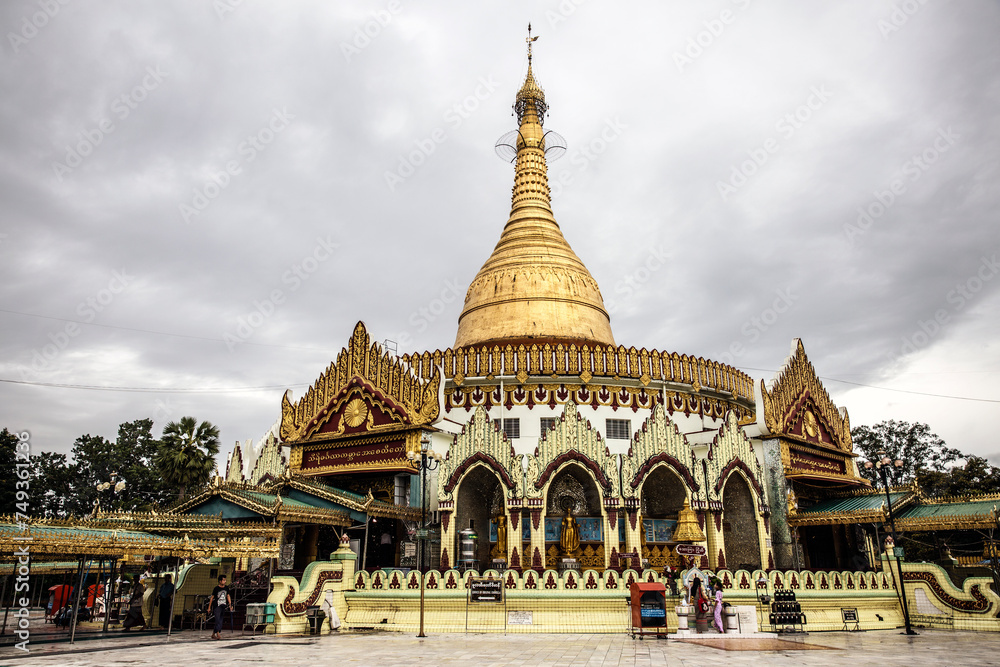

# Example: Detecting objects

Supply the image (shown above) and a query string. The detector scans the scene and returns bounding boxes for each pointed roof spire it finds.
[455,27,615,350]
[515,23,547,126]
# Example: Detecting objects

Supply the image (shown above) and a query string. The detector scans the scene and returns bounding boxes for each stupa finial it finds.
[515,24,546,125]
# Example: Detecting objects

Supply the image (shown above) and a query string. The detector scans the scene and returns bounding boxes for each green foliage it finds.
[6,419,181,518]
[27,451,76,518]
[918,456,1000,497]
[66,419,174,514]
[853,420,1000,498]
[851,420,962,486]
[156,417,220,501]
[0,428,20,515]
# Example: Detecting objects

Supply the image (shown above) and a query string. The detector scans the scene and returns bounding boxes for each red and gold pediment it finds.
[308,379,409,440]
[784,394,837,449]
[280,321,442,445]
[760,339,852,453]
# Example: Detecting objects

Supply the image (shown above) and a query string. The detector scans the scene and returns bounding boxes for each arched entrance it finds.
[721,473,761,571]
[640,466,688,567]
[454,466,505,570]
[544,464,604,569]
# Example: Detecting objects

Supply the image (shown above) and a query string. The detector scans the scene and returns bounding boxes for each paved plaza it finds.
[1,629,999,666]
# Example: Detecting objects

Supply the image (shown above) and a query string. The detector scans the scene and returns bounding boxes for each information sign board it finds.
[675,544,707,556]
[468,578,503,603]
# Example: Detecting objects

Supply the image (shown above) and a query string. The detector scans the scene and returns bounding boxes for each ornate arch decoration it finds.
[443,453,517,496]
[620,404,696,500]
[525,402,618,500]
[706,411,767,507]
[438,406,522,503]
[536,451,610,492]
[715,459,764,499]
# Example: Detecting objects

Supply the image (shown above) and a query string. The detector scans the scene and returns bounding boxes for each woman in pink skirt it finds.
[711,578,725,633]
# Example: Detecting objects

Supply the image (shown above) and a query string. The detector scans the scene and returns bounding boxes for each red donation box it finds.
[629,581,668,637]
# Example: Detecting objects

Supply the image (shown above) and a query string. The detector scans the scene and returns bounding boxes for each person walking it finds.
[122,580,146,631]
[711,578,725,633]
[208,574,231,640]
[157,574,175,628]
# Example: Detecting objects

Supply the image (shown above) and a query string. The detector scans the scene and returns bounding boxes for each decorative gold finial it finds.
[526,22,538,63]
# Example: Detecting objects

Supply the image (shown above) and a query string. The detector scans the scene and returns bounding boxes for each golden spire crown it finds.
[454,26,615,350]
[514,23,547,125]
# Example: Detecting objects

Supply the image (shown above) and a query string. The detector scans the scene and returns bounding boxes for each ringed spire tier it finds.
[454,26,615,351]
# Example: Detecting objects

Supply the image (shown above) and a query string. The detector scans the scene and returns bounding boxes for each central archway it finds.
[640,465,688,567]
[455,465,505,570]
[722,473,761,571]
[544,464,604,569]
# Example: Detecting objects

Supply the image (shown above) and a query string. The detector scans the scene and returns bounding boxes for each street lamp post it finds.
[94,472,127,515]
[989,506,1000,596]
[864,451,917,636]
[407,433,441,639]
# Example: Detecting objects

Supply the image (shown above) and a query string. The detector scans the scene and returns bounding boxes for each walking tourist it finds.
[209,574,231,640]
[711,578,725,633]
[122,580,146,631]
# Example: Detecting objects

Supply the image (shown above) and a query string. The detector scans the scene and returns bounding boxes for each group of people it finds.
[115,567,231,640]
[687,574,726,633]
[121,570,176,632]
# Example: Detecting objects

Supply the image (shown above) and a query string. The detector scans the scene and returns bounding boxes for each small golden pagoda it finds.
[671,498,707,543]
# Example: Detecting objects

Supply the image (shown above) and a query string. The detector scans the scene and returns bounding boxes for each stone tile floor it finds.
[1,629,998,666]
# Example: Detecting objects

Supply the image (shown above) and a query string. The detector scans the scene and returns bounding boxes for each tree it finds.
[918,456,1000,497]
[27,451,76,518]
[67,419,171,515]
[0,428,19,515]
[156,417,220,501]
[852,421,963,486]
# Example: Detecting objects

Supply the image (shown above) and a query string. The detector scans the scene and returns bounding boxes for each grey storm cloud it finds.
[1,0,998,463]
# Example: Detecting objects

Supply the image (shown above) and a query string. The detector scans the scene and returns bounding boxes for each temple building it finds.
[265,32,875,576]
[8,30,1000,642]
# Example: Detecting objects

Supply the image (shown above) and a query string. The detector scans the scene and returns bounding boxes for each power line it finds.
[0,377,309,394]
[0,307,330,353]
[736,366,1000,404]
[819,377,1000,404]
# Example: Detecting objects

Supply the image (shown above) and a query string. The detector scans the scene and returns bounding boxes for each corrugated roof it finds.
[798,491,907,514]
[898,499,998,520]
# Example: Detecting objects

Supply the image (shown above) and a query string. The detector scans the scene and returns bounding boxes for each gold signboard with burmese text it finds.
[290,431,420,477]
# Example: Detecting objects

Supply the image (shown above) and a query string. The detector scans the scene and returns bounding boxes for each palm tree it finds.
[157,417,220,501]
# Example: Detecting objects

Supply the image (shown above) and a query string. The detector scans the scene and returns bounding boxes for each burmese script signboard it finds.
[297,436,417,476]
[468,578,504,603]
[675,544,706,556]
[788,446,846,477]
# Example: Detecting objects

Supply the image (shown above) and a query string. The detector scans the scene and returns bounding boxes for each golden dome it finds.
[454,30,615,350]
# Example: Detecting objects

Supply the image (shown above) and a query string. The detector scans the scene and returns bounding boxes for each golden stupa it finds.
[454,27,615,350]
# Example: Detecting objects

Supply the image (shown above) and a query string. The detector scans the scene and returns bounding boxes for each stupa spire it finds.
[454,27,615,350]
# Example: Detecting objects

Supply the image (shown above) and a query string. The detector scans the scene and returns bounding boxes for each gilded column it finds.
[705,509,726,570]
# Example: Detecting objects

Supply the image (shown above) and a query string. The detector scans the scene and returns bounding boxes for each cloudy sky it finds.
[2,0,998,467]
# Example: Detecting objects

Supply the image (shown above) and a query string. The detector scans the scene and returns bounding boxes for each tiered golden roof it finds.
[454,27,615,350]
